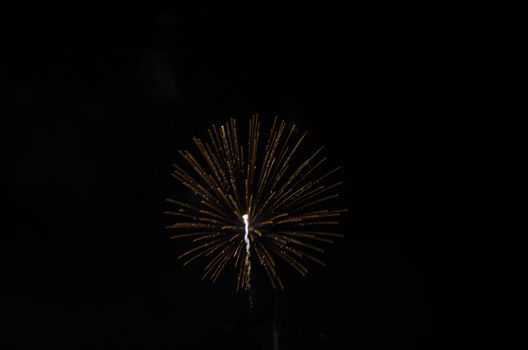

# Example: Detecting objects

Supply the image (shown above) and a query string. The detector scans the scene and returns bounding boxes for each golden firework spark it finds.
[165,115,346,291]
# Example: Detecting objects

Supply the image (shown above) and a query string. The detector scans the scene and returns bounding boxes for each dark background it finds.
[9,2,521,349]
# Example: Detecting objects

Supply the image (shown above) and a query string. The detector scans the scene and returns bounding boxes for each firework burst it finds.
[165,115,346,291]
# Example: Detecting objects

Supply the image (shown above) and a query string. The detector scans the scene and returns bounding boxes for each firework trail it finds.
[165,115,346,293]
[242,214,252,289]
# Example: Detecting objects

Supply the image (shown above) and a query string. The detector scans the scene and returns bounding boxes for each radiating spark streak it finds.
[166,115,345,291]
[266,233,325,253]
[257,151,325,215]
[165,199,228,222]
[277,231,340,243]
[169,232,214,239]
[177,237,227,259]
[181,240,230,266]
[255,244,281,290]
[269,245,308,276]
[203,245,234,279]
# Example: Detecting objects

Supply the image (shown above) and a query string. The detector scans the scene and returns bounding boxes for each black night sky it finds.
[9,3,521,349]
